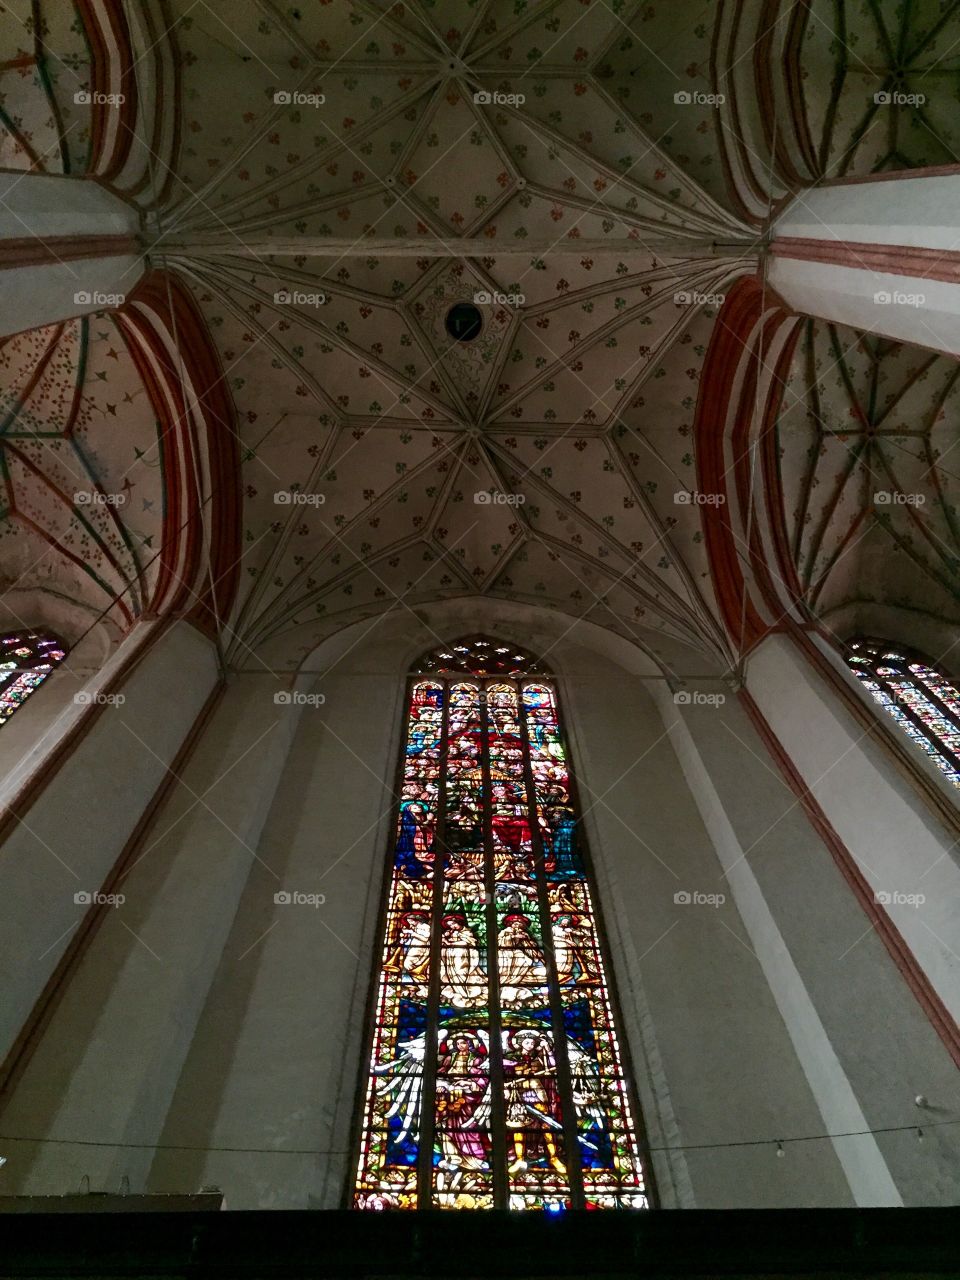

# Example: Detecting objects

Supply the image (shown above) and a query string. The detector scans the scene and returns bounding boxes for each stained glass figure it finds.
[0,631,67,726]
[354,638,651,1211]
[846,638,960,788]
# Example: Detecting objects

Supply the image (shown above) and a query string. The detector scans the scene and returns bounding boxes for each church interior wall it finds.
[1,608,957,1209]
[746,633,960,1029]
[665,680,960,1206]
[0,607,853,1209]
[0,619,219,1074]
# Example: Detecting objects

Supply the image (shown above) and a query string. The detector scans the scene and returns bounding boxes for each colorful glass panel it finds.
[412,636,550,678]
[0,632,67,725]
[354,641,650,1211]
[846,640,960,789]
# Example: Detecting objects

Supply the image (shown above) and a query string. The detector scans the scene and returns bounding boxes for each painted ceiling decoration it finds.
[692,276,804,654]
[0,267,239,646]
[147,0,760,678]
[0,0,958,679]
[0,0,176,198]
[713,0,960,224]
[775,320,960,635]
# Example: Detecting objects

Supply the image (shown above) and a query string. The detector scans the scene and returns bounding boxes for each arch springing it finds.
[353,636,650,1211]
[846,639,960,789]
[0,631,67,726]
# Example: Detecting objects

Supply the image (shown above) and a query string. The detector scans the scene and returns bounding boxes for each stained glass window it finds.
[846,638,960,788]
[0,631,67,725]
[353,636,651,1211]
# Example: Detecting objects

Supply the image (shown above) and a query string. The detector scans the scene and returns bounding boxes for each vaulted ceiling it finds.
[0,317,164,641]
[775,323,960,633]
[1,0,958,677]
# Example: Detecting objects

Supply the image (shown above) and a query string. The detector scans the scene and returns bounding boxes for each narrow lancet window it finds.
[353,637,650,1210]
[847,638,960,788]
[0,631,67,725]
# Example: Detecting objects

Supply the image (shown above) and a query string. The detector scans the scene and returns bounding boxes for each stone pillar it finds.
[0,621,221,1077]
[743,630,960,1041]
[0,173,143,336]
[768,172,960,355]
[0,673,305,1196]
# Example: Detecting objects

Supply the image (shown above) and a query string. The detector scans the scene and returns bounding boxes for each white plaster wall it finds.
[0,620,219,1068]
[553,648,853,1209]
[773,177,960,249]
[138,612,851,1209]
[769,176,960,356]
[0,619,146,807]
[1,258,146,338]
[732,635,960,1204]
[766,258,960,357]
[0,171,144,337]
[0,670,302,1195]
[147,645,405,1209]
[0,174,139,239]
[746,633,960,1027]
[6,609,957,1209]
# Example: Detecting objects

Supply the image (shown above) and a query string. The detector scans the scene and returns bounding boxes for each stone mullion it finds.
[479,680,509,1208]
[416,681,451,1205]
[516,681,586,1210]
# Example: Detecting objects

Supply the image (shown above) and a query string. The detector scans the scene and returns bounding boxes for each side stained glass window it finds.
[846,638,960,788]
[353,636,651,1211]
[0,631,67,725]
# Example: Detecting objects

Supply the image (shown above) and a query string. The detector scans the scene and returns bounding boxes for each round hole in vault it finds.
[445,302,483,343]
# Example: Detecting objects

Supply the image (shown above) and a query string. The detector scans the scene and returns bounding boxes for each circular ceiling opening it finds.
[445,302,484,343]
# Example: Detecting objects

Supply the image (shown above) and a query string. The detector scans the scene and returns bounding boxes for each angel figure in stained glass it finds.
[435,1030,492,1172]
[503,1029,566,1174]
[372,1033,428,1144]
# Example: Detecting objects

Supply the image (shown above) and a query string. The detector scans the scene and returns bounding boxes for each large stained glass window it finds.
[847,638,960,789]
[0,631,67,725]
[353,636,651,1211]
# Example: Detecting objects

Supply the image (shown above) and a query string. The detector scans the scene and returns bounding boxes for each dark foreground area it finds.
[0,1203,958,1278]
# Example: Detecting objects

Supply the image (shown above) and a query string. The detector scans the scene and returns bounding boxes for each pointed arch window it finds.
[353,636,651,1211]
[0,631,67,725]
[846,639,960,788]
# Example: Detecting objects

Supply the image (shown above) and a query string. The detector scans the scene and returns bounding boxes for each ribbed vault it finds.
[0,0,958,678]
